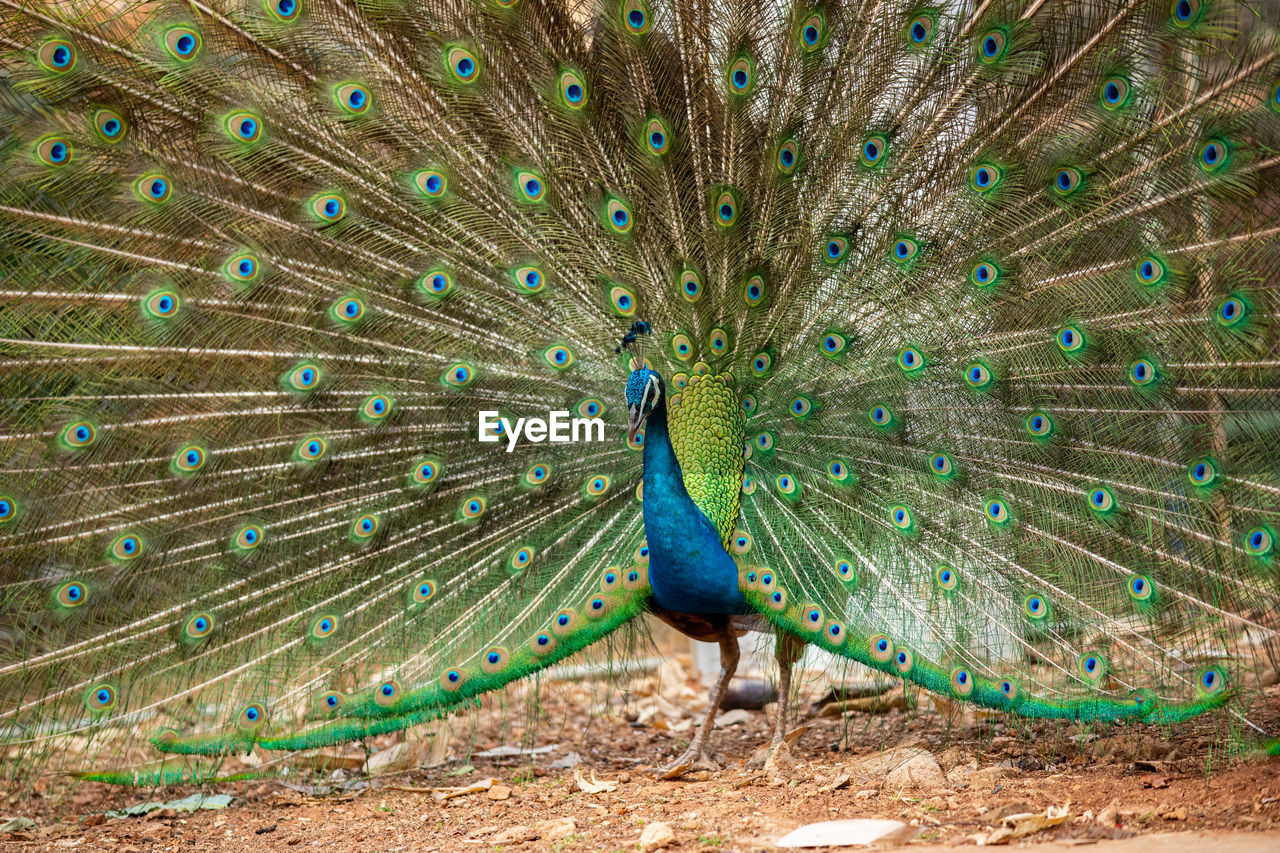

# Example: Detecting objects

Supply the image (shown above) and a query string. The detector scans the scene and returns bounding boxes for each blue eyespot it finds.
[566,83,583,102]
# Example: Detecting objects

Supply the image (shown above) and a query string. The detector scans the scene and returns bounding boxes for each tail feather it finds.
[1,0,1278,782]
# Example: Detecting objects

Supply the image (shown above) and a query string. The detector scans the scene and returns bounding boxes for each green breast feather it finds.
[665,366,746,550]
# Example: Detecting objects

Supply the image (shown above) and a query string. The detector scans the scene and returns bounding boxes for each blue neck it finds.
[641,403,747,616]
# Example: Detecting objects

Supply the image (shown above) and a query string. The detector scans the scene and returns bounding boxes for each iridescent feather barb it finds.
[0,0,1278,784]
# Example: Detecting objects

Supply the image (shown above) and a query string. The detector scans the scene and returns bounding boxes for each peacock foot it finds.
[658,743,722,779]
[747,740,795,781]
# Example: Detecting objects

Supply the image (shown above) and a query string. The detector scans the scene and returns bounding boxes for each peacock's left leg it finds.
[659,617,739,779]
[750,629,805,776]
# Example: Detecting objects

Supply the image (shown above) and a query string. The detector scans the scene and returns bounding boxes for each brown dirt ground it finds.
[4,626,1280,852]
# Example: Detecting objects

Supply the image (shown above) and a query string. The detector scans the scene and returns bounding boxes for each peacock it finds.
[1,0,1278,789]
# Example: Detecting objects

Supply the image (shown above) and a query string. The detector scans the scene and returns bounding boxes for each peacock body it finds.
[1,0,1278,784]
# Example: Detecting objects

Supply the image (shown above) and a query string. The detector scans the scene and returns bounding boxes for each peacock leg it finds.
[750,630,806,775]
[658,618,739,779]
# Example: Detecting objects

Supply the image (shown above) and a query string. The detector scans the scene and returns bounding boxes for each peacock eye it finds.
[445,46,480,83]
[905,14,934,46]
[1216,296,1247,327]
[622,0,651,34]
[268,0,300,21]
[162,26,202,61]
[559,69,588,108]
[542,344,574,369]
[1170,0,1202,26]
[777,138,799,174]
[860,135,888,168]
[726,55,754,94]
[38,39,77,73]
[890,236,920,264]
[978,28,1007,63]
[963,361,992,389]
[1128,358,1157,387]
[606,197,633,233]
[333,82,370,114]
[970,162,1004,193]
[715,189,741,229]
[798,13,824,49]
[513,265,545,293]
[823,235,849,264]
[1053,167,1084,196]
[224,252,261,284]
[420,269,452,298]
[1100,75,1132,110]
[1057,325,1086,354]
[985,498,1008,523]
[1198,138,1229,172]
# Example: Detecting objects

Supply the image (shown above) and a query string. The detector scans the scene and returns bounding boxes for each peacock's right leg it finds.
[658,617,739,779]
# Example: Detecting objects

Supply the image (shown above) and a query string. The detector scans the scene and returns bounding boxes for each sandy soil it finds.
[4,626,1279,852]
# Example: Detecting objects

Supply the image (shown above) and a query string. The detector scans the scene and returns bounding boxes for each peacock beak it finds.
[627,404,646,444]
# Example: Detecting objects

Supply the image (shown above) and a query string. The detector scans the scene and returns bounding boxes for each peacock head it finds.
[625,368,663,443]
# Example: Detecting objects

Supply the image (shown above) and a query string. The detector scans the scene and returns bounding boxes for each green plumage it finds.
[667,369,745,547]
[0,0,1278,784]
